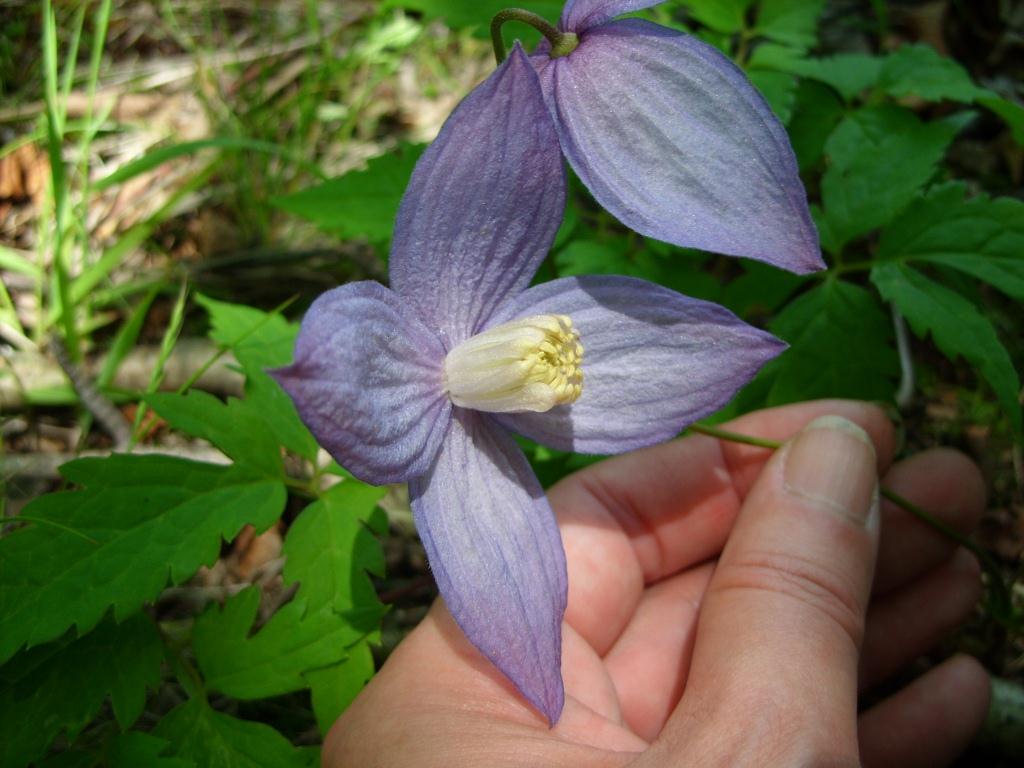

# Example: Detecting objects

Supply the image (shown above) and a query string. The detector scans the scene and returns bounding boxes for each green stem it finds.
[688,422,783,450]
[491,8,578,63]
[688,422,1017,627]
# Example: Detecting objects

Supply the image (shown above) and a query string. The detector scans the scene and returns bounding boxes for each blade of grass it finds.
[129,279,188,447]
[59,3,87,112]
[97,284,160,388]
[45,158,219,332]
[0,245,41,279]
[0,277,28,346]
[93,136,327,191]
[42,0,80,362]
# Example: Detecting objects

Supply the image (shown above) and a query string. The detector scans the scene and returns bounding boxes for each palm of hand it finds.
[327,402,990,768]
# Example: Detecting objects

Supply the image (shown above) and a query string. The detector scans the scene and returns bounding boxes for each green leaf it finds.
[681,0,754,34]
[754,279,898,406]
[754,0,824,50]
[0,614,163,767]
[153,699,311,768]
[871,262,1022,437]
[718,261,806,318]
[746,69,797,123]
[821,105,963,251]
[145,391,283,478]
[877,43,987,103]
[977,94,1024,145]
[196,294,299,372]
[877,182,1024,302]
[109,732,195,768]
[0,455,285,663]
[270,144,424,242]
[196,294,318,460]
[192,587,383,700]
[382,0,561,38]
[556,239,720,302]
[193,482,387,723]
[305,644,376,734]
[755,47,882,101]
[786,79,844,171]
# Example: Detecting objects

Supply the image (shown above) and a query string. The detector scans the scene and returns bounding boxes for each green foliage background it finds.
[1,0,1022,765]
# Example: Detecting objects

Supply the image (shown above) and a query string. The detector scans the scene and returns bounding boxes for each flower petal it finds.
[409,410,567,724]
[559,0,665,32]
[535,19,823,273]
[389,44,566,346]
[271,281,450,485]
[489,275,785,454]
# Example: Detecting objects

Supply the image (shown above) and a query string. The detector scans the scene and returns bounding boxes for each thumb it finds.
[667,416,880,763]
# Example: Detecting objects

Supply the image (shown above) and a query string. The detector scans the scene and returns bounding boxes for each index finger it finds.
[549,399,895,655]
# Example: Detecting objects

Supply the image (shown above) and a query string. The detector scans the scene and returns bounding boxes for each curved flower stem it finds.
[688,421,1018,628]
[491,8,578,63]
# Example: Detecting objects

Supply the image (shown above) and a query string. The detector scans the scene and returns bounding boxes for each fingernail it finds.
[783,415,878,527]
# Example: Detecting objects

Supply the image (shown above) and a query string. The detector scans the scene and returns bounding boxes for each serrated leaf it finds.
[192,587,383,699]
[146,391,282,477]
[877,182,1024,302]
[746,69,797,123]
[0,614,163,767]
[681,0,754,34]
[754,0,824,50]
[196,294,298,372]
[877,43,987,103]
[756,48,882,101]
[196,295,319,460]
[306,644,377,734]
[871,262,1022,436]
[194,483,387,715]
[153,699,311,768]
[787,79,844,171]
[756,279,898,406]
[0,455,285,663]
[271,144,424,242]
[822,105,963,251]
[109,732,195,768]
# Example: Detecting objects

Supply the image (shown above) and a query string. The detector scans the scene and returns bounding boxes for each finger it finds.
[667,416,880,762]
[860,548,982,691]
[603,563,714,741]
[874,449,986,594]
[859,655,991,768]
[550,400,893,654]
[325,603,647,767]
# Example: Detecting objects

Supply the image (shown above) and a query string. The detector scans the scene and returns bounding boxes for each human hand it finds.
[325,400,990,767]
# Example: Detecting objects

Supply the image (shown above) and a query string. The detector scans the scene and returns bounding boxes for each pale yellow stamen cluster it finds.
[443,314,584,413]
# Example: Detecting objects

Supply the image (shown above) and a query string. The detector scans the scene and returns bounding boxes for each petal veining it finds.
[409,411,567,724]
[490,275,786,454]
[271,281,451,485]
[536,19,823,273]
[389,44,566,345]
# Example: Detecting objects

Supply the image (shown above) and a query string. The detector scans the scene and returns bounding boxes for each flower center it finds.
[443,315,584,413]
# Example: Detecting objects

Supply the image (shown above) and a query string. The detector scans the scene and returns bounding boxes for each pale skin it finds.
[325,400,991,767]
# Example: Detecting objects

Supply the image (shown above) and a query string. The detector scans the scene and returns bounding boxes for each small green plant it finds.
[1,0,1021,764]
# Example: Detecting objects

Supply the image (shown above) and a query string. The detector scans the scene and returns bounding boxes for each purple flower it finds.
[521,0,823,273]
[273,47,786,724]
